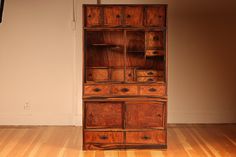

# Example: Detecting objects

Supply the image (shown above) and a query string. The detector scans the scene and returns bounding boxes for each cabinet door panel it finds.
[125,6,143,27]
[85,102,123,129]
[126,102,165,129]
[104,6,122,27]
[86,6,102,27]
[145,6,166,27]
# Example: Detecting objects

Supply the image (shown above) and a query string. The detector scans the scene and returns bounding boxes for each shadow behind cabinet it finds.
[83,4,168,150]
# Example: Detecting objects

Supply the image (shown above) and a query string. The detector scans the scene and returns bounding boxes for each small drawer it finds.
[111,85,138,95]
[84,85,110,96]
[146,31,164,49]
[84,131,124,144]
[140,85,166,96]
[146,50,164,56]
[85,6,102,27]
[136,70,158,77]
[126,130,166,144]
[86,68,109,82]
[137,77,157,83]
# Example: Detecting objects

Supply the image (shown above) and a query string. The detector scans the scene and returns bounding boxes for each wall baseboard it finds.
[0,113,82,125]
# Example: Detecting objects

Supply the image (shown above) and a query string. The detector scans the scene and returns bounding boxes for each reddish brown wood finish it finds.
[84,85,110,96]
[84,131,124,143]
[145,6,166,27]
[140,85,166,96]
[146,31,164,49]
[124,6,144,26]
[85,102,123,128]
[86,6,102,27]
[125,102,165,129]
[83,4,168,150]
[86,68,109,82]
[104,6,122,27]
[126,130,166,144]
[111,85,138,95]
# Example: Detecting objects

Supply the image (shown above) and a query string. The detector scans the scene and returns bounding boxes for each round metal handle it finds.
[121,88,129,92]
[93,88,101,92]
[149,88,157,92]
[99,135,108,140]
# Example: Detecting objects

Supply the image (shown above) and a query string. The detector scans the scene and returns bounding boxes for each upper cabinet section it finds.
[84,5,167,28]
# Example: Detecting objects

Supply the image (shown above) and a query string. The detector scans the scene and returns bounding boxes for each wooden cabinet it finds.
[83,4,167,150]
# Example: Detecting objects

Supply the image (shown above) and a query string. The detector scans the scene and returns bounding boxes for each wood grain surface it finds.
[0,125,235,156]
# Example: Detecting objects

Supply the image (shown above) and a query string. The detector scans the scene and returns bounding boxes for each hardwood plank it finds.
[0,125,235,157]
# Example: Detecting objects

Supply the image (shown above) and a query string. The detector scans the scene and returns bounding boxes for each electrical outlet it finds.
[24,102,31,110]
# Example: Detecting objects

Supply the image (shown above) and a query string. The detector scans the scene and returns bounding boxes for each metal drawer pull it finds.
[147,78,154,82]
[99,135,108,140]
[152,51,158,55]
[121,88,129,92]
[93,88,101,92]
[149,88,157,92]
[142,135,151,140]
[153,36,159,41]
[147,71,154,75]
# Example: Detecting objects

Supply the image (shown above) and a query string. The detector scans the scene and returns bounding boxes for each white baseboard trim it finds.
[0,113,82,125]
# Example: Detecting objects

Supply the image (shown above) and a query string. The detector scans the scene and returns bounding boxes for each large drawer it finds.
[84,131,124,144]
[140,85,166,96]
[126,130,166,144]
[84,85,110,96]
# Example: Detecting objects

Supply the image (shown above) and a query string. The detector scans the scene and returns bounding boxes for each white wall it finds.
[0,0,236,125]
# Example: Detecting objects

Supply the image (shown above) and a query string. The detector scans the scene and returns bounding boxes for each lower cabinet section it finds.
[83,130,166,150]
[83,101,167,150]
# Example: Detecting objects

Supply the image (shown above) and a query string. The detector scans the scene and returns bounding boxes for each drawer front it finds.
[111,69,134,82]
[86,6,102,27]
[125,6,144,26]
[87,68,109,82]
[84,131,124,144]
[125,102,165,129]
[145,6,166,27]
[137,77,157,83]
[140,85,166,96]
[104,6,122,27]
[146,31,164,49]
[111,85,138,95]
[84,85,110,96]
[85,102,123,128]
[136,70,158,77]
[146,50,164,57]
[126,130,166,144]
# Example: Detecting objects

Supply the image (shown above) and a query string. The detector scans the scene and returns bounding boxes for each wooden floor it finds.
[0,125,235,157]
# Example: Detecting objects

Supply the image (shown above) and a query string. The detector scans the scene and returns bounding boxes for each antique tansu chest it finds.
[82,4,168,150]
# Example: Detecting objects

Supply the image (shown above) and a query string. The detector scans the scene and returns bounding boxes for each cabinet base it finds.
[83,144,167,150]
